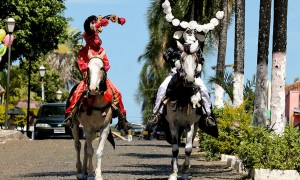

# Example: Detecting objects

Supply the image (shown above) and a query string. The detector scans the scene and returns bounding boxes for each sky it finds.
[65,0,300,124]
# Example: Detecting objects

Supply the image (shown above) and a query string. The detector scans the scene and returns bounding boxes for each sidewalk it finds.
[0,129,29,142]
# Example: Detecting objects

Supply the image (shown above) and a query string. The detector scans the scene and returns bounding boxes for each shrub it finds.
[236,126,300,171]
[199,102,253,160]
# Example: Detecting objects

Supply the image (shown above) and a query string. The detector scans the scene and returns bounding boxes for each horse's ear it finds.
[87,49,93,59]
[173,31,183,39]
[99,50,106,59]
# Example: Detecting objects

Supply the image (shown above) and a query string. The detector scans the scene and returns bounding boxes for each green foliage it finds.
[199,103,253,160]
[0,105,39,129]
[236,126,300,171]
[0,0,69,70]
[200,103,300,171]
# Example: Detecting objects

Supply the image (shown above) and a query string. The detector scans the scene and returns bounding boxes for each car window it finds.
[40,106,66,118]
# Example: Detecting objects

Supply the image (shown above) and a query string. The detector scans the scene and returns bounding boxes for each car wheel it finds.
[33,131,39,140]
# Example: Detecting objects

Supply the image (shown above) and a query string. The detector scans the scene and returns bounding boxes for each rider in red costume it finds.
[65,15,130,131]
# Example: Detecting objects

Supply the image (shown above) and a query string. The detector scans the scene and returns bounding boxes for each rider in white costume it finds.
[150,31,212,122]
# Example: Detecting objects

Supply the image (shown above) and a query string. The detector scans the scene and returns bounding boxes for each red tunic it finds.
[78,47,110,72]
[65,47,126,115]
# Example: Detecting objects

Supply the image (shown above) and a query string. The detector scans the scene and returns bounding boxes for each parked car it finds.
[151,125,166,140]
[33,103,83,139]
[128,123,145,137]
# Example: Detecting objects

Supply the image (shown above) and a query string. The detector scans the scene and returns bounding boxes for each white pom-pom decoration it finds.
[175,60,181,69]
[172,19,180,26]
[191,92,201,108]
[210,18,219,26]
[166,13,174,22]
[163,7,172,14]
[202,24,209,33]
[196,64,202,72]
[207,23,215,30]
[196,25,204,32]
[180,21,189,29]
[162,0,170,8]
[216,11,224,19]
[194,78,202,86]
[188,21,198,30]
[161,0,223,37]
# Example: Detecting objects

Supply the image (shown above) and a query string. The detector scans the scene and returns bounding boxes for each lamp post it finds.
[39,65,46,104]
[4,16,15,130]
[55,89,63,102]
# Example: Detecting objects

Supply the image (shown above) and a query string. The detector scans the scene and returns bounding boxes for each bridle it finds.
[86,57,107,96]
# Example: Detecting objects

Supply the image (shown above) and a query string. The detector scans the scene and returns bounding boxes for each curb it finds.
[0,130,29,142]
[221,154,300,180]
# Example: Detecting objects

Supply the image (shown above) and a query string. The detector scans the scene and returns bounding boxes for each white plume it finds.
[216,11,225,19]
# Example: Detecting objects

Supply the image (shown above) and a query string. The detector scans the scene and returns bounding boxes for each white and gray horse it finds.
[164,28,204,180]
[70,51,115,180]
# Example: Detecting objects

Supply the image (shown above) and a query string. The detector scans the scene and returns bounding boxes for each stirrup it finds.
[147,114,161,126]
[205,116,217,126]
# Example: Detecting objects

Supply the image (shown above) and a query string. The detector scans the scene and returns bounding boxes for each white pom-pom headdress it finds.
[162,0,224,35]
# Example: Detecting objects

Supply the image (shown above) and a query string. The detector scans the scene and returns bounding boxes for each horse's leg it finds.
[181,124,195,180]
[84,131,96,179]
[71,124,83,179]
[169,124,179,180]
[82,139,88,176]
[94,123,110,180]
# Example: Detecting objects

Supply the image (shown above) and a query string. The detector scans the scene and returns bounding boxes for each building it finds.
[285,82,300,126]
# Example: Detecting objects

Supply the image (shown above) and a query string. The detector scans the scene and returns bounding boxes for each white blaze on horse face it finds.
[183,28,196,44]
[88,57,104,92]
[182,55,197,83]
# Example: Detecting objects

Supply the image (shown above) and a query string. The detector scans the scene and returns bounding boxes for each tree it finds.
[253,0,272,126]
[270,0,288,134]
[45,26,83,90]
[215,0,229,108]
[0,0,69,70]
[233,0,245,107]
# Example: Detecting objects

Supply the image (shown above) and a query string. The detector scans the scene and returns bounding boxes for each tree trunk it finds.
[233,0,245,107]
[253,0,272,126]
[270,0,288,134]
[215,0,228,109]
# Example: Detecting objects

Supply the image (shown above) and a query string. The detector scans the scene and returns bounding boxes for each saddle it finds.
[65,82,116,149]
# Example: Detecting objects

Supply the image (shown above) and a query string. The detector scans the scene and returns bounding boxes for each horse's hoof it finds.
[181,173,190,180]
[169,173,178,180]
[87,175,95,180]
[76,174,85,180]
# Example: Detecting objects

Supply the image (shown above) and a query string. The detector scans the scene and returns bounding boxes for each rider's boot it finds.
[202,106,217,126]
[117,109,132,133]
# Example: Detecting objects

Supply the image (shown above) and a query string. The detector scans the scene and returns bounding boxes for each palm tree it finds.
[270,0,288,134]
[253,0,272,126]
[233,0,245,107]
[215,0,231,108]
[45,26,82,90]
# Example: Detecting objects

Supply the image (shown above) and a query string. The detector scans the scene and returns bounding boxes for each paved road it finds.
[0,136,242,180]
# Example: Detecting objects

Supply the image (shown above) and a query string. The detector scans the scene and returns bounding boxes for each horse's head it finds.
[87,50,106,95]
[174,28,203,86]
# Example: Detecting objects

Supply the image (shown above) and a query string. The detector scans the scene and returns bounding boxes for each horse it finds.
[162,28,206,180]
[68,50,115,180]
